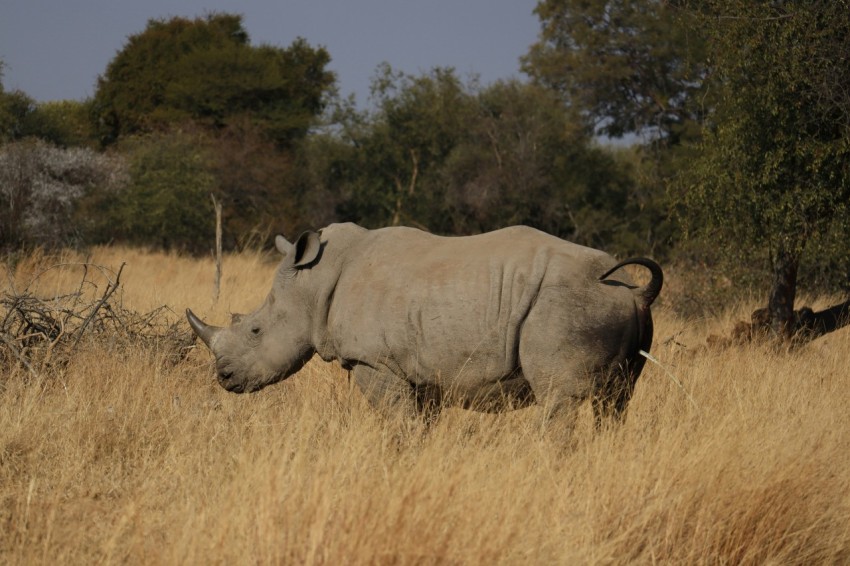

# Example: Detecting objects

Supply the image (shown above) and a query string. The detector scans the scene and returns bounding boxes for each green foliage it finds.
[334,66,478,231]
[91,13,334,147]
[121,134,215,251]
[0,88,35,144]
[0,95,97,148]
[77,12,337,251]
[681,0,850,290]
[1,63,96,147]
[81,132,215,252]
[79,123,308,252]
[24,100,97,147]
[438,80,632,250]
[522,0,707,143]
[521,0,706,258]
[308,67,649,256]
[523,0,850,305]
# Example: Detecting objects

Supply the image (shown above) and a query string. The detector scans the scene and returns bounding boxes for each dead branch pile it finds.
[1,262,195,376]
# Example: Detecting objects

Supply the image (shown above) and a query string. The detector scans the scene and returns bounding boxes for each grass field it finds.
[1,246,848,564]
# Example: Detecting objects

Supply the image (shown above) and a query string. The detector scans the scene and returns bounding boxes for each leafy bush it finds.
[81,131,216,252]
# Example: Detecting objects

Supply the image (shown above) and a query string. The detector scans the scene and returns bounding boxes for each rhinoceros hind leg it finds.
[519,332,598,437]
[522,362,590,432]
[591,362,638,426]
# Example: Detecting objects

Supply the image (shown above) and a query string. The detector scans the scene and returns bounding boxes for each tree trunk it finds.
[210,193,223,305]
[768,247,799,340]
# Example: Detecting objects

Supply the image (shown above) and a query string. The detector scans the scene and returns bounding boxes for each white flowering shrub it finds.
[0,140,127,247]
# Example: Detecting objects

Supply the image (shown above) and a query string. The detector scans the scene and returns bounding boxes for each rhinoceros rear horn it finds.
[186,309,221,349]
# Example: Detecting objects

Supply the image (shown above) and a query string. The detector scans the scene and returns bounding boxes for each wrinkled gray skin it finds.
[187,223,662,424]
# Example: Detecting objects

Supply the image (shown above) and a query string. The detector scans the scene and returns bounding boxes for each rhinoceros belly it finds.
[329,243,558,389]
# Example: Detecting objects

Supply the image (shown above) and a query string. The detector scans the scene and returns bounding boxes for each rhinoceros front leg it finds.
[350,363,441,425]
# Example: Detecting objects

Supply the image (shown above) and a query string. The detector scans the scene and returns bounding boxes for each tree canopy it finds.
[682,0,850,335]
[90,13,335,147]
[0,62,35,144]
[522,0,706,144]
[304,67,646,255]
[520,0,850,334]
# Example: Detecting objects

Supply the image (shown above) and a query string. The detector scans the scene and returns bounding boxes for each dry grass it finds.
[1,247,848,565]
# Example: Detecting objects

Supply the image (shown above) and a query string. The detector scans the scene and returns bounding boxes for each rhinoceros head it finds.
[186,231,322,393]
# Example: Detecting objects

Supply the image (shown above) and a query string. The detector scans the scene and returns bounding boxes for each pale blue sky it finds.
[0,0,541,106]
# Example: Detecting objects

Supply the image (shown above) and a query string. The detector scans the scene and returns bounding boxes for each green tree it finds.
[2,60,97,147]
[683,0,850,337]
[334,65,478,230]
[102,126,302,252]
[522,0,706,143]
[522,0,705,257]
[0,63,36,143]
[440,80,641,253]
[310,68,642,254]
[81,132,215,251]
[24,100,96,147]
[91,13,334,147]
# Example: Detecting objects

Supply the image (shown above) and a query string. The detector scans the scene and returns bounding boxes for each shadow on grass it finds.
[707,299,850,349]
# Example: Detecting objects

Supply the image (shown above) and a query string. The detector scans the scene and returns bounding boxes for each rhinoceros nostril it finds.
[219,371,233,381]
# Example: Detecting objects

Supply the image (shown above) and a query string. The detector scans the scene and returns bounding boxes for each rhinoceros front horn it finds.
[186,308,221,349]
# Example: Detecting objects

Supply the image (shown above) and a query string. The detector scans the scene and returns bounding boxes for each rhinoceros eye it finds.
[251,326,261,335]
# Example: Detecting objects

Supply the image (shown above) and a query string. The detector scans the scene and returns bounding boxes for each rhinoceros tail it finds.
[599,258,664,307]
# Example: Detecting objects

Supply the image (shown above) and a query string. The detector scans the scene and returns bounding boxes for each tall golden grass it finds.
[1,246,848,564]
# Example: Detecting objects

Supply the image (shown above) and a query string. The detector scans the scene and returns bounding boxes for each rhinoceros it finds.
[186,223,662,424]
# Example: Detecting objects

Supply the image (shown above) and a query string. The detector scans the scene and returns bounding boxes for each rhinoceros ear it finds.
[292,231,322,268]
[275,235,294,257]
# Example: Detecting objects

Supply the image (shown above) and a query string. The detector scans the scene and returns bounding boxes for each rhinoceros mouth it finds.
[218,368,294,395]
[223,378,278,394]
[224,382,246,393]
